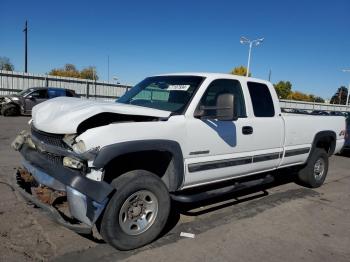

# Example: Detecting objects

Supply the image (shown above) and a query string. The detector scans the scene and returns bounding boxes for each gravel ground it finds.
[0,116,349,262]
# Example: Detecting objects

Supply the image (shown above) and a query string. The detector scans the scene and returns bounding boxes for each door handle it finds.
[242,126,253,135]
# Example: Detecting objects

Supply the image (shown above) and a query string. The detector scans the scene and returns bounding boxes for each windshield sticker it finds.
[167,85,190,91]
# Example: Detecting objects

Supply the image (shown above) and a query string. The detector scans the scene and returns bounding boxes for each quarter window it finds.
[247,82,275,117]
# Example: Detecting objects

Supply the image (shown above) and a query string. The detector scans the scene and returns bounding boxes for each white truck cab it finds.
[13,73,346,250]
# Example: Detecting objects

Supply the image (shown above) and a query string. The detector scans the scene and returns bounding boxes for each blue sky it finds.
[0,0,349,99]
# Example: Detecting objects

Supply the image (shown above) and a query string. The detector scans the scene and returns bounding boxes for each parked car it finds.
[290,108,309,114]
[0,87,79,116]
[311,110,329,115]
[330,111,346,116]
[12,73,346,250]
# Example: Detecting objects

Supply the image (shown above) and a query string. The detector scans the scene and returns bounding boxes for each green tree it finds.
[273,81,292,99]
[330,86,348,105]
[0,56,14,71]
[308,94,325,103]
[230,66,251,77]
[273,80,325,103]
[313,96,325,103]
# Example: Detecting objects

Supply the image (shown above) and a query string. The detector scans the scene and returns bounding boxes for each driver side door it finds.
[24,89,48,114]
[184,79,256,187]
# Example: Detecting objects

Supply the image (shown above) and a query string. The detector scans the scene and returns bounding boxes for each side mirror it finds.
[215,93,234,121]
[194,93,235,121]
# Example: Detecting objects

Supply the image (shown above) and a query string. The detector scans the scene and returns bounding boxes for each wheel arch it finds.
[1,102,20,115]
[309,130,336,159]
[93,140,184,192]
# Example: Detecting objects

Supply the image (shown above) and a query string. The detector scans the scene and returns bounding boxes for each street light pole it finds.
[246,42,253,77]
[107,55,110,83]
[240,36,264,77]
[23,20,28,73]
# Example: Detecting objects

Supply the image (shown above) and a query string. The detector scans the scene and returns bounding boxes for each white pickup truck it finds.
[12,73,346,250]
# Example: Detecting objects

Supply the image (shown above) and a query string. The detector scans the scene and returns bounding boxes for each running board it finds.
[170,175,274,203]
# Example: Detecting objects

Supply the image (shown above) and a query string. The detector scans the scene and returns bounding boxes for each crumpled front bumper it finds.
[12,131,114,231]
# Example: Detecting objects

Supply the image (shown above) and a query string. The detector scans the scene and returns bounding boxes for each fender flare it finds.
[1,102,20,114]
[309,130,336,159]
[93,140,184,191]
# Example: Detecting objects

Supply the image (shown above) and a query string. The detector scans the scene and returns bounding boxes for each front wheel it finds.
[100,170,171,250]
[297,148,329,188]
[1,104,20,116]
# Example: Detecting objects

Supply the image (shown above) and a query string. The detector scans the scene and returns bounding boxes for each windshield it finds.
[17,88,34,97]
[117,76,204,113]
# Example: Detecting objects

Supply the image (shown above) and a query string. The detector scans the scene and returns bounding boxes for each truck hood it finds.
[32,97,171,134]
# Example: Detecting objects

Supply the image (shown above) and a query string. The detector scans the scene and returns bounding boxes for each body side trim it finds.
[188,148,309,174]
[284,147,310,157]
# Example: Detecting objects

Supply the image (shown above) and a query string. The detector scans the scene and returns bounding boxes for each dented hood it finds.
[32,97,171,134]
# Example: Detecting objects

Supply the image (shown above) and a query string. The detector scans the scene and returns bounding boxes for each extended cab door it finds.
[183,79,284,188]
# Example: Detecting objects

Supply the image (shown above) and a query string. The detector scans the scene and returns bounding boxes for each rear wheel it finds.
[1,104,20,116]
[297,148,329,188]
[100,170,170,250]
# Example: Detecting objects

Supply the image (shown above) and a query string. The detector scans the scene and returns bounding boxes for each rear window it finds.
[247,82,275,117]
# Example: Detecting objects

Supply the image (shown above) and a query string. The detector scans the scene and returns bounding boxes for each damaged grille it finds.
[42,152,63,166]
[31,126,68,149]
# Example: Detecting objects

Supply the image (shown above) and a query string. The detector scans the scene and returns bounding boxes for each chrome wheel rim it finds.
[314,158,325,181]
[119,190,158,236]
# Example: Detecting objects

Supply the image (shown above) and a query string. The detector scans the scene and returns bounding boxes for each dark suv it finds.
[0,87,79,116]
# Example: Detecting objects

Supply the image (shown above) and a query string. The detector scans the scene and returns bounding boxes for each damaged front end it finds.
[12,128,114,234]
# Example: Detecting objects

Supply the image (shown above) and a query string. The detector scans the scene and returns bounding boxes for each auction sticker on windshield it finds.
[167,85,190,91]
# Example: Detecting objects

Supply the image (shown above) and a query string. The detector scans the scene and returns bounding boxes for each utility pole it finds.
[268,69,272,81]
[94,67,97,99]
[107,55,110,82]
[23,20,28,73]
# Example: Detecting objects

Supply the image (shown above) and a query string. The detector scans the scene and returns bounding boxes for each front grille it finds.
[31,126,68,149]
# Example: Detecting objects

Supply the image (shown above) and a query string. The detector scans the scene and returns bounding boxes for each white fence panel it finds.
[0,70,130,99]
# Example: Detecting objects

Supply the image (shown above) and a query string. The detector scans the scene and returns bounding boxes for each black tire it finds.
[1,104,19,116]
[100,170,171,250]
[297,148,329,188]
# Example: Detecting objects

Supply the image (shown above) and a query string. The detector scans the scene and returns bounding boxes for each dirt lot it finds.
[0,116,350,262]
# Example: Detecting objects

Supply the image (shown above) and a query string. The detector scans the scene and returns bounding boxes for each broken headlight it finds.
[63,134,77,148]
[63,135,86,154]
[63,157,84,169]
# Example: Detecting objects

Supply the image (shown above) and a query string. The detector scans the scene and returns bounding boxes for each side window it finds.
[198,79,246,118]
[48,89,66,98]
[30,89,48,99]
[247,82,275,117]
